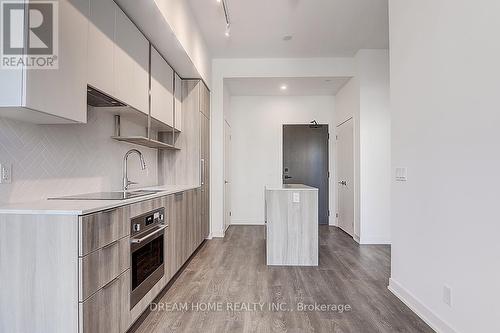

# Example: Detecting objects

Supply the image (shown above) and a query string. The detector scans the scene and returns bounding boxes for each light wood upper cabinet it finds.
[88,0,115,96]
[114,8,149,114]
[0,0,89,124]
[174,73,182,131]
[150,47,174,127]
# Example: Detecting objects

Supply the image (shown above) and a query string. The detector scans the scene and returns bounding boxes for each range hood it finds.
[87,86,126,107]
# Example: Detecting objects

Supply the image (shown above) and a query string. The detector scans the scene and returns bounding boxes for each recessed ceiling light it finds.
[280,85,288,91]
[283,35,293,41]
[216,0,221,2]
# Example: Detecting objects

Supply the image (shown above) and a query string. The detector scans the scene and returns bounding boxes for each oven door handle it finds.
[130,225,167,244]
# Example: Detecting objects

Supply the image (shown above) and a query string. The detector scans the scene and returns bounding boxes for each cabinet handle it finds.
[102,276,120,290]
[102,239,119,250]
[201,159,205,185]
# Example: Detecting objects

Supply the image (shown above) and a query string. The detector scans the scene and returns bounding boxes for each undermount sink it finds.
[48,190,164,201]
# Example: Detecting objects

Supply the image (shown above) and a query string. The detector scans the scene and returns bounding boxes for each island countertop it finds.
[265,184,318,191]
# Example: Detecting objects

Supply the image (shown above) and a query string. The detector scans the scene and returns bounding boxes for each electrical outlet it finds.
[0,163,12,184]
[443,285,452,307]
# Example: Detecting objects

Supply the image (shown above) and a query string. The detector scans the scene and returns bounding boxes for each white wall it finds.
[211,57,356,237]
[0,109,158,203]
[334,50,391,244]
[358,50,391,244]
[230,95,336,225]
[389,1,500,332]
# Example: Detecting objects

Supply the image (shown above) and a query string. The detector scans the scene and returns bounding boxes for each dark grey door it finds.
[283,124,329,225]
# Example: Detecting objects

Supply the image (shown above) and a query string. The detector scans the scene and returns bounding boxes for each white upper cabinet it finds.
[114,7,149,114]
[150,47,174,127]
[0,0,89,124]
[88,0,115,96]
[174,73,182,132]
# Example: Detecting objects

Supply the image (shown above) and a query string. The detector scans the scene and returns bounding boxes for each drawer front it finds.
[80,270,130,333]
[79,236,130,301]
[129,197,164,221]
[79,206,130,256]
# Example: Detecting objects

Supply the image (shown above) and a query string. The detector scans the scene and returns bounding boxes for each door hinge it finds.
[336,213,339,218]
[328,210,330,217]
[229,211,232,217]
[336,135,338,140]
[327,171,330,178]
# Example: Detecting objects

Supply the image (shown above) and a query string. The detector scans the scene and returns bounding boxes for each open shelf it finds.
[111,136,180,150]
[150,117,181,133]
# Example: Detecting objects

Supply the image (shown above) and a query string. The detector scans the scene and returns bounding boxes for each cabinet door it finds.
[114,8,149,113]
[80,270,130,333]
[174,73,182,131]
[24,0,89,123]
[172,191,188,269]
[150,47,174,127]
[88,0,115,96]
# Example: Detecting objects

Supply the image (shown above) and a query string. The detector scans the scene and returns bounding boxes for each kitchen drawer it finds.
[129,197,165,220]
[79,270,130,333]
[79,236,130,301]
[79,206,130,256]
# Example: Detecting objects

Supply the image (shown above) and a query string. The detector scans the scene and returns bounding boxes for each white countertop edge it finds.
[0,185,201,216]
[265,184,318,191]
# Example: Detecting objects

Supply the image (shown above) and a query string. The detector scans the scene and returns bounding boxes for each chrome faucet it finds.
[122,149,147,191]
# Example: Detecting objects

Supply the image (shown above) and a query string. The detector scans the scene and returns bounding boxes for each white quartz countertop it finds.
[0,185,200,216]
[265,184,318,191]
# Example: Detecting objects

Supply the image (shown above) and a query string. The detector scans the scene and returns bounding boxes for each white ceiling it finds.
[187,0,389,58]
[225,77,351,96]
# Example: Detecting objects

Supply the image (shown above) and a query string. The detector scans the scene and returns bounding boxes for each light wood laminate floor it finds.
[132,226,433,333]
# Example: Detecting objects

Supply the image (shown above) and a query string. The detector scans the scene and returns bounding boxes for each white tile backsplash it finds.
[0,109,158,203]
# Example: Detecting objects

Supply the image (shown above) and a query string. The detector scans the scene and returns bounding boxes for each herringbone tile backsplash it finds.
[0,109,158,203]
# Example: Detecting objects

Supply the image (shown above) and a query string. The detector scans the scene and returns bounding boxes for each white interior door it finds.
[336,118,355,237]
[224,122,232,232]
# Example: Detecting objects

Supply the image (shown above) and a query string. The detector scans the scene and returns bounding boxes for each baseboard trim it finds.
[210,230,225,238]
[353,234,360,244]
[231,218,265,225]
[359,236,391,245]
[388,278,458,333]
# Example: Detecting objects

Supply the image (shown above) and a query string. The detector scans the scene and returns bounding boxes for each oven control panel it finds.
[131,207,165,236]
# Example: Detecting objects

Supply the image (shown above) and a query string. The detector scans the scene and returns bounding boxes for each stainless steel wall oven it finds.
[130,207,166,309]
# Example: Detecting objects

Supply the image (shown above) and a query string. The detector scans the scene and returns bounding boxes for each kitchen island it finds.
[265,184,318,266]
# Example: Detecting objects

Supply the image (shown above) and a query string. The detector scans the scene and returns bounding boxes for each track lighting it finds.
[220,0,231,37]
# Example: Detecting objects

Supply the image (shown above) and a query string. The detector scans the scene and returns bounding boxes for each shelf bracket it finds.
[114,115,121,137]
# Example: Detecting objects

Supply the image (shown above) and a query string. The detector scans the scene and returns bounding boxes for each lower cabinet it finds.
[167,189,204,277]
[80,270,130,333]
[42,188,206,333]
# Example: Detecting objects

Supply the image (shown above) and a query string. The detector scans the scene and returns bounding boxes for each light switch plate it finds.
[292,192,300,203]
[0,163,12,184]
[395,167,407,182]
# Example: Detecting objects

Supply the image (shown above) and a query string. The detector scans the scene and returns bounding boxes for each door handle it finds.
[338,181,347,186]
[284,175,293,179]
